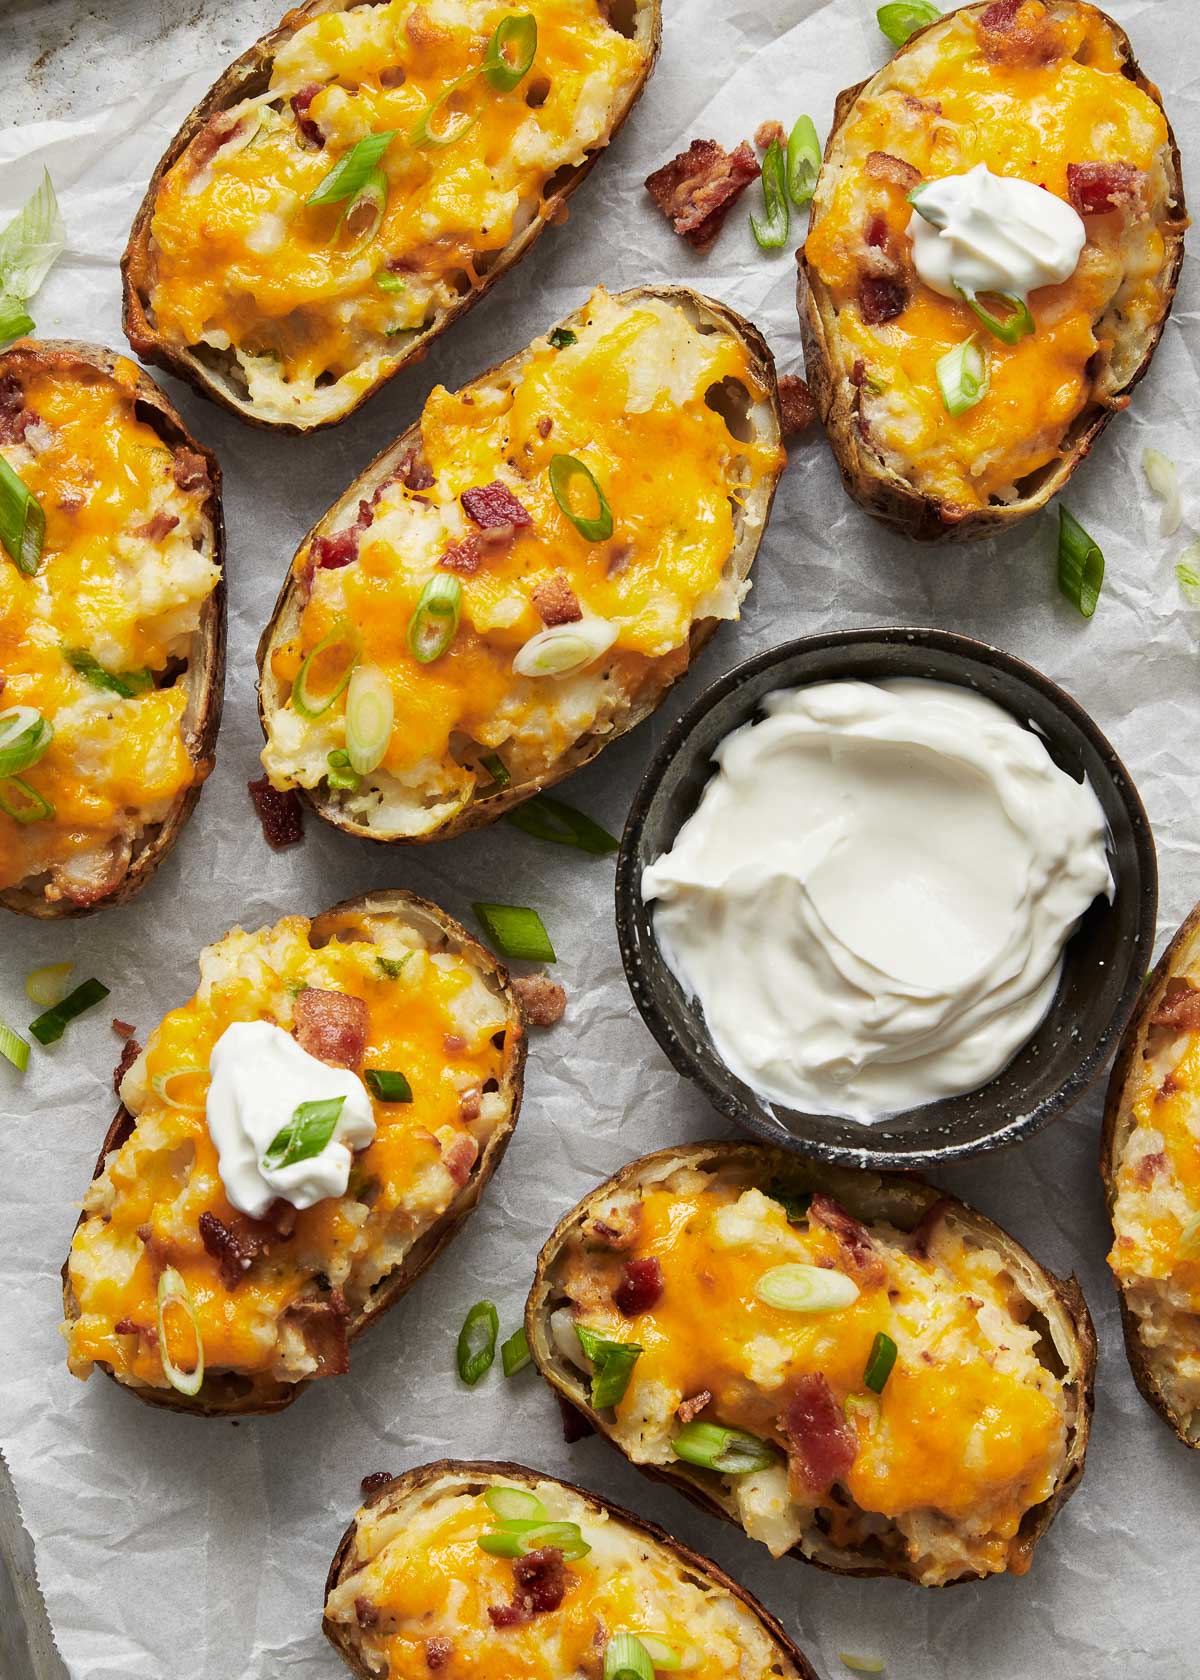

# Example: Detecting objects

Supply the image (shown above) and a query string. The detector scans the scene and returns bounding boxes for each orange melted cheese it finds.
[0,354,217,894]
[65,913,514,1390]
[804,1,1173,509]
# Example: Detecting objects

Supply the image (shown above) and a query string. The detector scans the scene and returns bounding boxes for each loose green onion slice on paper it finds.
[66,647,154,698]
[936,335,988,416]
[364,1068,413,1103]
[954,285,1034,345]
[548,326,577,350]
[157,1266,205,1397]
[307,131,396,206]
[345,663,393,775]
[1177,1212,1200,1260]
[408,573,462,664]
[786,115,821,208]
[0,1014,30,1073]
[0,776,53,824]
[0,169,66,305]
[605,1633,655,1680]
[0,454,46,575]
[25,962,72,1008]
[457,1298,499,1385]
[632,1634,686,1672]
[411,75,481,148]
[293,620,361,718]
[876,0,939,46]
[478,1519,590,1560]
[1177,547,1200,605]
[506,793,619,855]
[1057,506,1104,618]
[1142,447,1182,536]
[484,1484,545,1523]
[0,296,34,345]
[473,901,556,963]
[339,168,389,254]
[764,1181,812,1223]
[549,453,614,542]
[575,1323,641,1409]
[483,13,538,92]
[479,750,510,788]
[755,1263,859,1313]
[0,706,53,778]
[261,1095,346,1171]
[325,748,361,792]
[864,1330,899,1393]
[750,137,789,251]
[501,1326,531,1376]
[29,976,109,1044]
[670,1419,777,1475]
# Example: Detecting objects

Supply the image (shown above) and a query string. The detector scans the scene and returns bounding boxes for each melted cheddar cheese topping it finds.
[144,0,649,423]
[64,911,516,1396]
[555,1169,1068,1585]
[261,288,782,835]
[324,1477,799,1680]
[804,1,1175,511]
[0,352,218,902]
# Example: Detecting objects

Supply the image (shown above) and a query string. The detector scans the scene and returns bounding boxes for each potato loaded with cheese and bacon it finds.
[123,0,661,431]
[527,1143,1096,1587]
[0,341,223,917]
[62,892,524,1415]
[256,286,784,842]
[799,0,1186,541]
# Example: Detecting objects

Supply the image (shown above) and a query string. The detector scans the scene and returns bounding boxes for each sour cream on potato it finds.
[908,163,1086,301]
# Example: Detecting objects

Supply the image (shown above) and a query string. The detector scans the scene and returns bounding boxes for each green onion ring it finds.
[25,962,73,1008]
[0,1013,30,1073]
[763,1181,812,1223]
[864,1330,899,1393]
[0,454,45,575]
[292,620,361,718]
[501,1326,531,1377]
[483,13,538,92]
[786,115,821,208]
[750,137,790,251]
[876,0,940,47]
[954,285,1035,345]
[151,1068,209,1110]
[548,453,613,542]
[364,1068,413,1103]
[457,1299,499,1385]
[484,1485,545,1523]
[344,662,393,775]
[479,750,511,789]
[633,1634,686,1672]
[156,1266,205,1396]
[755,1263,859,1313]
[0,706,53,777]
[411,73,481,148]
[575,1323,642,1409]
[339,167,389,255]
[408,573,462,664]
[670,1419,777,1474]
[604,1634,656,1680]
[935,335,989,416]
[306,131,396,206]
[1057,505,1104,618]
[0,776,54,825]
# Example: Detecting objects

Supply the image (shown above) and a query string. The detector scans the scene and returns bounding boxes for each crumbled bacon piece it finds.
[112,1018,136,1040]
[355,1597,379,1629]
[677,1389,712,1424]
[133,510,179,542]
[859,275,906,324]
[248,776,304,849]
[808,1194,886,1287]
[199,1210,270,1290]
[487,1548,568,1628]
[645,138,760,252]
[262,1199,297,1240]
[614,1256,664,1317]
[904,94,941,115]
[512,974,567,1027]
[1135,1150,1167,1187]
[114,1317,142,1336]
[0,375,34,444]
[532,573,582,627]
[444,1034,467,1054]
[536,415,553,439]
[426,1638,455,1669]
[112,1035,142,1094]
[558,1395,595,1441]
[606,541,633,577]
[456,1087,483,1125]
[778,1372,857,1496]
[1152,979,1200,1033]
[285,1290,350,1377]
[438,534,481,574]
[360,1470,394,1495]
[865,150,921,191]
[777,374,816,437]
[398,447,435,492]
[461,481,532,530]
[379,65,407,89]
[865,215,889,250]
[311,529,361,571]
[583,1204,641,1250]
[173,448,210,495]
[291,82,325,148]
[1067,162,1140,216]
[755,119,785,150]
[978,0,1059,63]
[293,988,368,1070]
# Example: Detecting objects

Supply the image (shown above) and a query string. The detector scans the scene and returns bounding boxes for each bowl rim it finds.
[615,624,1159,1169]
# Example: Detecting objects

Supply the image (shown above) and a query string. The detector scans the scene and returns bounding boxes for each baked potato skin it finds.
[526,1141,1096,1586]
[0,339,225,918]
[121,0,663,435]
[60,890,526,1418]
[323,1459,822,1680]
[797,1,1187,544]
[1101,900,1200,1448]
[255,286,783,845]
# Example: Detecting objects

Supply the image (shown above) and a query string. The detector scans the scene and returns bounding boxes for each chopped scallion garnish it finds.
[411,73,481,148]
[633,1635,686,1672]
[0,776,53,824]
[473,901,556,963]
[477,1519,590,1560]
[1142,448,1182,536]
[763,1181,812,1223]
[325,748,361,792]
[29,977,109,1044]
[292,620,360,718]
[338,168,389,254]
[604,1634,655,1680]
[0,296,33,344]
[306,131,396,206]
[365,1068,413,1103]
[484,1484,544,1522]
[512,616,617,679]
[1057,506,1103,618]
[376,953,411,980]
[501,1326,531,1376]
[671,1419,777,1474]
[548,326,577,349]
[876,0,939,46]
[0,1013,30,1072]
[755,1263,859,1313]
[1177,547,1200,605]
[575,1323,641,1408]
[261,1095,345,1171]
[954,284,1034,345]
[548,453,613,542]
[935,335,988,416]
[157,1266,205,1396]
[0,169,66,343]
[0,706,53,778]
[483,13,537,92]
[457,1298,499,1385]
[25,962,72,1008]
[408,573,462,664]
[344,663,393,775]
[0,454,45,575]
[864,1330,898,1393]
[66,647,154,698]
[375,271,407,293]
[786,115,821,208]
[506,793,619,855]
[750,136,789,250]
[479,750,511,789]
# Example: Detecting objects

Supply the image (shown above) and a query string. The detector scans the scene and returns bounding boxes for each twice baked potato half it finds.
[527,1142,1095,1586]
[0,340,224,916]
[62,891,525,1416]
[799,0,1186,542]
[324,1459,820,1680]
[257,285,784,842]
[1103,900,1200,1447]
[122,0,661,431]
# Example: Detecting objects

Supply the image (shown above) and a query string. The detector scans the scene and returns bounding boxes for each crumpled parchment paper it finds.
[1,0,1198,1674]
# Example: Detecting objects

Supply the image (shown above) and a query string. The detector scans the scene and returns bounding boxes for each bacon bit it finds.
[444,1033,467,1054]
[558,1394,595,1442]
[285,1290,350,1377]
[379,65,407,88]
[1067,161,1140,216]
[133,510,179,543]
[248,776,304,849]
[859,275,906,325]
[778,374,816,438]
[532,572,582,627]
[904,94,941,115]
[457,1088,483,1124]
[461,481,532,530]
[262,1199,298,1240]
[778,1373,857,1496]
[807,1194,886,1286]
[512,974,567,1027]
[1152,979,1200,1033]
[866,151,921,192]
[1135,1150,1167,1186]
[425,1638,455,1670]
[111,1018,136,1041]
[173,448,210,495]
[644,138,760,252]
[309,528,359,570]
[1159,1071,1181,1100]
[978,0,1060,63]
[677,1389,712,1424]
[355,1597,379,1629]
[477,522,518,558]
[112,1035,141,1094]
[291,82,325,148]
[907,1196,953,1260]
[536,415,553,439]
[850,359,867,387]
[360,1470,394,1495]
[293,988,368,1070]
[584,1204,642,1250]
[0,375,34,445]
[487,1548,568,1628]
[755,119,785,151]
[398,447,435,492]
[113,1318,141,1336]
[198,1210,270,1290]
[614,1256,664,1317]
[438,534,481,574]
[865,214,889,250]
[605,541,633,577]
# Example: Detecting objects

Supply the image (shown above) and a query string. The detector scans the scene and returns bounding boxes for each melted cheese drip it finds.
[804,1,1172,510]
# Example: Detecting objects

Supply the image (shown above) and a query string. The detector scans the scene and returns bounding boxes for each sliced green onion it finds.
[484,1485,545,1522]
[506,793,619,855]
[549,453,613,542]
[408,573,462,664]
[325,748,361,792]
[0,706,53,777]
[0,296,34,345]
[411,74,481,148]
[671,1420,777,1475]
[605,1634,655,1680]
[1177,547,1200,605]
[65,647,153,699]
[632,1635,686,1672]
[548,326,577,350]
[513,617,617,679]
[478,1520,590,1560]
[25,962,72,1008]
[0,776,53,824]
[1142,448,1182,537]
[844,1392,881,1427]
[1177,1212,1200,1260]
[151,1067,208,1110]
[1057,506,1104,618]
[864,1331,898,1393]
[292,620,360,718]
[375,270,407,293]
[339,168,388,254]
[261,1095,345,1171]
[0,170,66,304]
[876,0,939,46]
[458,1298,499,1385]
[755,1263,859,1312]
[306,131,396,206]
[29,977,109,1044]
[0,1014,30,1073]
[905,182,945,229]
[376,954,412,980]
[954,284,1034,345]
[936,335,988,416]
[156,1266,204,1397]
[345,663,393,775]
[364,1068,412,1103]
[786,115,821,208]
[473,901,556,963]
[501,1326,531,1376]
[575,1323,641,1409]
[840,1658,885,1676]
[764,1181,812,1223]
[0,455,45,575]
[483,13,537,92]
[479,750,510,789]
[750,136,789,250]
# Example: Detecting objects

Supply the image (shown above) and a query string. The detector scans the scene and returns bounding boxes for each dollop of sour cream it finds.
[207,1021,376,1217]
[642,681,1113,1124]
[909,163,1086,301]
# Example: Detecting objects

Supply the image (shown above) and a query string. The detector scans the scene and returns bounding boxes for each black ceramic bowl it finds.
[616,627,1158,1169]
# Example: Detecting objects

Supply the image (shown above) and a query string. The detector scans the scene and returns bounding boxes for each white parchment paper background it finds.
[2,0,1198,1673]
